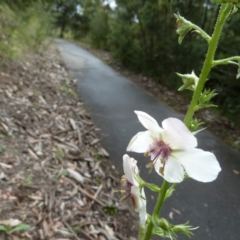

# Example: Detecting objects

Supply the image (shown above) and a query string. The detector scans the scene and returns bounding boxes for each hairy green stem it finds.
[190,23,211,42]
[212,56,240,66]
[144,180,169,240]
[140,226,146,240]
[183,3,233,126]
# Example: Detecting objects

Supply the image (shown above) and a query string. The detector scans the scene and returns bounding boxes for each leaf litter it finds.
[0,42,138,240]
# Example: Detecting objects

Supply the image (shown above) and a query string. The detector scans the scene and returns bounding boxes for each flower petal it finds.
[134,111,162,135]
[131,186,147,225]
[139,204,147,226]
[123,154,139,186]
[154,156,184,183]
[173,149,221,182]
[162,118,197,149]
[127,131,153,153]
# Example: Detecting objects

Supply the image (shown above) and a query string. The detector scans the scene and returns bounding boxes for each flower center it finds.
[145,139,172,175]
[120,176,133,200]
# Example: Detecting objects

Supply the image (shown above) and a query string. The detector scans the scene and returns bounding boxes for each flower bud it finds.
[194,89,218,110]
[174,13,193,44]
[177,71,199,91]
[199,89,218,104]
[189,118,203,132]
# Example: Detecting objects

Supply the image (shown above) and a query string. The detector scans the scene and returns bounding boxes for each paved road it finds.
[56,39,240,240]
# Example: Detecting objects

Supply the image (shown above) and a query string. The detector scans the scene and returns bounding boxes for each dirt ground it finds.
[76,41,240,152]
[0,42,138,240]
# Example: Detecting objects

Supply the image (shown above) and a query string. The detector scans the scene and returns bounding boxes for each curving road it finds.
[56,39,240,240]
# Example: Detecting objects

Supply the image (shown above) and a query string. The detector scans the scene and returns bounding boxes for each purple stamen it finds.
[125,180,133,191]
[121,178,133,201]
[148,139,172,164]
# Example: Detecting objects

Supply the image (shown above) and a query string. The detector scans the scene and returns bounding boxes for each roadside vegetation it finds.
[0,1,138,239]
[0,0,54,61]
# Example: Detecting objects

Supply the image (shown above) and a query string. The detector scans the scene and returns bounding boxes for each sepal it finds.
[152,218,197,239]
[174,13,193,44]
[189,118,204,132]
[174,13,210,44]
[177,71,199,91]
[135,173,161,192]
[195,89,218,110]
[164,183,176,200]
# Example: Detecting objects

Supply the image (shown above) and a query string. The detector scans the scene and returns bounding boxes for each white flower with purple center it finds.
[127,111,221,183]
[122,154,147,225]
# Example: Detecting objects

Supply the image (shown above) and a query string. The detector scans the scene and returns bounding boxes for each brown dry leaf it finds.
[233,169,239,175]
[28,148,39,160]
[172,208,181,215]
[90,139,100,146]
[0,162,12,169]
[52,221,64,230]
[169,211,174,220]
[104,224,115,236]
[0,121,9,133]
[66,168,84,183]
[43,220,52,238]
[98,148,110,158]
[0,171,7,180]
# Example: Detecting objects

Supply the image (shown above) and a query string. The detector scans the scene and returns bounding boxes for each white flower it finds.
[122,154,147,225]
[127,111,221,183]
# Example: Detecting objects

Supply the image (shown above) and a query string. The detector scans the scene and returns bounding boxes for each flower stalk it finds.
[183,3,233,127]
[212,56,240,67]
[144,180,169,240]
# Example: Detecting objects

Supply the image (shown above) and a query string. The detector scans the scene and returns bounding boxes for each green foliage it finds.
[59,85,77,97]
[54,0,82,38]
[55,148,65,161]
[0,223,30,235]
[0,144,6,153]
[103,204,118,215]
[195,89,218,110]
[0,1,55,62]
[108,17,145,71]
[90,8,109,49]
[0,3,19,60]
[153,218,196,239]
[21,174,33,186]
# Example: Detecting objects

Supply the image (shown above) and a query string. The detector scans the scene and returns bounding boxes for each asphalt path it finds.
[56,39,240,240]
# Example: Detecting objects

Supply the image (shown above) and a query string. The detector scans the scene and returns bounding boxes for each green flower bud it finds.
[177,71,199,91]
[189,118,203,132]
[194,89,218,110]
[174,13,193,44]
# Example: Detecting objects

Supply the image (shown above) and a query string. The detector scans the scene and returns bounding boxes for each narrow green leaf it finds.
[0,225,7,231]
[144,182,161,192]
[9,224,30,234]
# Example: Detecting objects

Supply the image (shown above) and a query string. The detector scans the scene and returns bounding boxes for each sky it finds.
[105,0,117,9]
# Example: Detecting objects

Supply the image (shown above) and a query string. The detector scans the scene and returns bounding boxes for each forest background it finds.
[1,0,240,134]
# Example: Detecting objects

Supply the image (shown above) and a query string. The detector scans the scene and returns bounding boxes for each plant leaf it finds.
[9,224,30,234]
[0,225,7,231]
